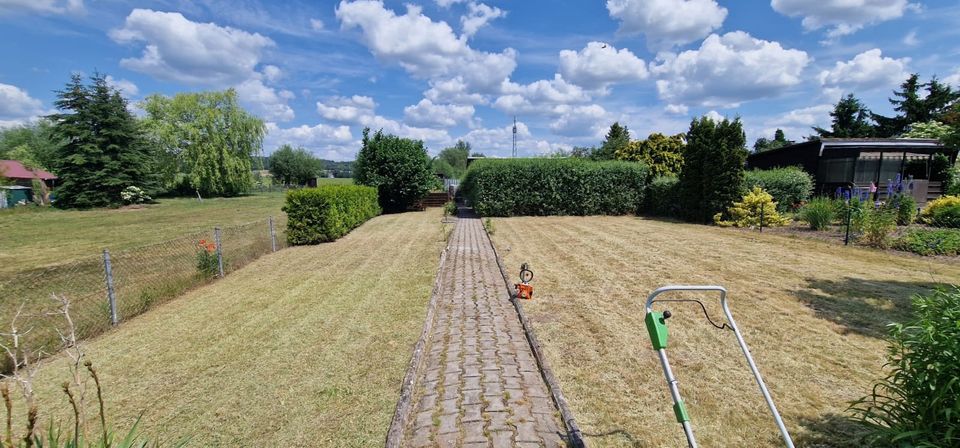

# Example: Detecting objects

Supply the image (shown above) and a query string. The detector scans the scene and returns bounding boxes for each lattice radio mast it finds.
[512,116,517,158]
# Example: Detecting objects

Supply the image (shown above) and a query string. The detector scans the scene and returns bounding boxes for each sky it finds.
[1,0,959,161]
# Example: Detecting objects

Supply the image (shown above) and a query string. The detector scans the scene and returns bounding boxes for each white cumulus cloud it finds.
[316,94,451,147]
[0,83,44,126]
[403,99,475,127]
[111,9,274,86]
[460,2,505,38]
[104,75,139,97]
[316,95,377,124]
[549,104,610,137]
[494,75,590,114]
[945,68,960,89]
[771,0,919,38]
[651,31,810,108]
[606,0,727,49]
[110,9,297,121]
[235,79,295,121]
[818,49,910,97]
[336,1,516,93]
[558,42,648,92]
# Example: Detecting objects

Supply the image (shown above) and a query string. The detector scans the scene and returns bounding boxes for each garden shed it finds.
[746,138,957,203]
[0,185,33,208]
[0,160,58,206]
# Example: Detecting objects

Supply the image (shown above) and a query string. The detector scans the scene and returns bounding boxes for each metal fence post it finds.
[844,207,852,246]
[268,216,277,252]
[214,227,225,277]
[759,205,765,233]
[102,249,118,326]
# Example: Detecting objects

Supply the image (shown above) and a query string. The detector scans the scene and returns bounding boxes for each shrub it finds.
[353,128,435,212]
[120,186,151,205]
[679,116,748,223]
[460,158,649,217]
[644,175,680,217]
[283,185,381,245]
[714,186,789,228]
[893,228,960,256]
[443,200,457,217]
[483,217,495,235]
[799,197,836,230]
[743,167,814,212]
[888,194,917,226]
[920,195,960,228]
[850,287,960,446]
[858,207,897,248]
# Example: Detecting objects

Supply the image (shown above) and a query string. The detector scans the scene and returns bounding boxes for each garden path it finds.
[401,212,565,447]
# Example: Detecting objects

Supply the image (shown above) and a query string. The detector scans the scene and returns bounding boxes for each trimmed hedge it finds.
[644,175,680,217]
[744,167,814,212]
[461,158,649,216]
[283,185,381,245]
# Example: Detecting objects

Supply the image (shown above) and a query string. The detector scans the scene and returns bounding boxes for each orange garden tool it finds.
[514,263,534,300]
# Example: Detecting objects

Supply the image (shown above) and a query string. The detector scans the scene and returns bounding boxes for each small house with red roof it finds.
[0,160,57,207]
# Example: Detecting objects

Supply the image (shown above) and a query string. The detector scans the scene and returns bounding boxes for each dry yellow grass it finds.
[490,216,960,447]
[15,209,445,446]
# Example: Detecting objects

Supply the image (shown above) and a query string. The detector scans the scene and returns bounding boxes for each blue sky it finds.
[1,0,959,160]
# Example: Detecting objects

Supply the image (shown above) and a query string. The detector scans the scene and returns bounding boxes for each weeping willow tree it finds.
[140,89,265,197]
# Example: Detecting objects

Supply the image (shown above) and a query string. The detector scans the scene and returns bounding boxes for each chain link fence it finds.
[0,216,287,370]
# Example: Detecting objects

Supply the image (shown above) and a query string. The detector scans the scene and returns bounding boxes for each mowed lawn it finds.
[490,216,960,447]
[0,192,286,276]
[21,208,444,446]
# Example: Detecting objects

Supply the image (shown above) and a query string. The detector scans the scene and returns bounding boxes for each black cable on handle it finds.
[652,298,732,331]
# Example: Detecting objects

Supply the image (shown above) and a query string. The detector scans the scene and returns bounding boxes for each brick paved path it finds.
[402,214,565,447]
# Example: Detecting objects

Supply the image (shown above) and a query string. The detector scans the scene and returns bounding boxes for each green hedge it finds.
[744,167,814,212]
[461,158,649,216]
[643,175,680,217]
[283,185,381,245]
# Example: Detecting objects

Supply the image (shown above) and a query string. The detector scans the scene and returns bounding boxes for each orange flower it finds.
[197,239,216,253]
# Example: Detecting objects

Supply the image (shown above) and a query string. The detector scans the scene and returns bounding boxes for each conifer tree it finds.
[594,122,630,160]
[679,116,748,223]
[48,73,157,208]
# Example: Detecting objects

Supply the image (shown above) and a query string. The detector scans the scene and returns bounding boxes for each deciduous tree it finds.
[269,144,324,185]
[354,128,436,212]
[141,89,265,197]
[615,132,685,177]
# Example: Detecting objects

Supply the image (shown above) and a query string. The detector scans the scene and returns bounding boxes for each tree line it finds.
[811,74,960,147]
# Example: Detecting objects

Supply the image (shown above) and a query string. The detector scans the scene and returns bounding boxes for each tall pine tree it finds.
[48,73,158,208]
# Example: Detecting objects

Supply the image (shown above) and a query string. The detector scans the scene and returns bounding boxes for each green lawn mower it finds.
[644,285,795,448]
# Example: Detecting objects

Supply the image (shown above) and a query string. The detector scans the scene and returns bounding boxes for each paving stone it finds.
[400,214,564,446]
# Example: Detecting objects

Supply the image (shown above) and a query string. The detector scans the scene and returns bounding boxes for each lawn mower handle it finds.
[644,285,795,448]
